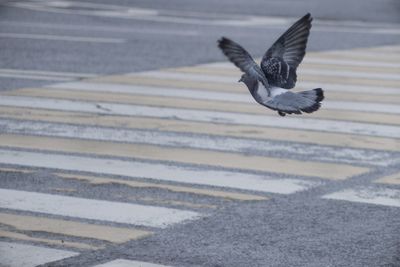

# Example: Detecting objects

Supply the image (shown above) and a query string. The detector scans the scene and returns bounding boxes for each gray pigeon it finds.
[218,13,324,116]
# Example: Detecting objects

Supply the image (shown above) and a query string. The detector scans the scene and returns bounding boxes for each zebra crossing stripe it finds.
[0,189,200,228]
[0,212,151,243]
[1,118,397,167]
[137,69,400,82]
[322,187,400,207]
[0,230,101,250]
[94,259,173,267]
[49,81,400,104]
[2,90,400,127]
[374,172,400,185]
[0,149,317,194]
[0,241,78,267]
[139,67,400,95]
[9,88,400,121]
[0,95,399,138]
[0,106,397,152]
[0,134,369,180]
[89,74,400,90]
[56,173,268,201]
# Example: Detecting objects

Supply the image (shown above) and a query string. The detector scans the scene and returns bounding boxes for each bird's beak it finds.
[238,77,243,83]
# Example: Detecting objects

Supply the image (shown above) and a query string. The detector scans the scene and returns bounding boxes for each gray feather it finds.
[262,88,324,115]
[218,37,270,94]
[261,13,313,89]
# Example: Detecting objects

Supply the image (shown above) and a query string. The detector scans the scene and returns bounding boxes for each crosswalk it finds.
[0,45,400,266]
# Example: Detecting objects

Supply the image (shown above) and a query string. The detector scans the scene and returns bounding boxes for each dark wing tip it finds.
[314,88,324,102]
[303,13,313,22]
[217,37,231,49]
[301,88,324,113]
[302,103,321,113]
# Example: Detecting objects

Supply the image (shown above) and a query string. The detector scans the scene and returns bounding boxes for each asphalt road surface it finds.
[0,1,399,267]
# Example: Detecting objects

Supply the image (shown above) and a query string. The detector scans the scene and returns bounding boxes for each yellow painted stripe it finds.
[57,173,267,201]
[170,64,400,78]
[88,73,400,91]
[87,75,243,91]
[367,46,400,54]
[162,67,400,87]
[294,75,400,87]
[365,45,400,52]
[0,167,33,174]
[50,79,400,104]
[0,134,369,180]
[0,230,102,250]
[374,172,400,185]
[301,63,400,74]
[5,88,400,126]
[0,212,151,244]
[0,106,397,152]
[166,66,400,85]
[307,52,400,63]
[326,91,400,104]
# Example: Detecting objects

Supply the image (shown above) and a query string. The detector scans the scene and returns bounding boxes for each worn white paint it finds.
[0,118,396,167]
[49,80,400,115]
[0,32,124,43]
[0,189,200,228]
[132,70,400,83]
[50,82,251,103]
[0,149,317,194]
[0,241,78,267]
[94,259,173,267]
[298,82,400,95]
[322,187,400,207]
[132,68,400,83]
[0,95,398,138]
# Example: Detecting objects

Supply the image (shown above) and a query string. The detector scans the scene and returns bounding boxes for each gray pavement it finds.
[0,1,399,267]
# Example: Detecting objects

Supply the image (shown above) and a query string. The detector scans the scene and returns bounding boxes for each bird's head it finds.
[238,74,259,94]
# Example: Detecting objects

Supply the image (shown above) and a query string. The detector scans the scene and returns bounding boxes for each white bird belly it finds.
[254,84,270,100]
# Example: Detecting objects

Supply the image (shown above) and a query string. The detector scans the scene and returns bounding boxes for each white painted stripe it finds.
[305,56,400,68]
[302,68,400,80]
[51,82,400,109]
[0,241,78,267]
[0,188,200,228]
[323,50,400,61]
[134,70,242,83]
[0,96,399,138]
[141,69,400,82]
[0,73,73,81]
[0,21,199,36]
[50,81,250,102]
[1,119,397,167]
[313,25,400,35]
[206,57,400,69]
[0,33,125,43]
[0,149,318,194]
[95,259,173,267]
[298,82,400,95]
[0,68,96,78]
[323,101,400,114]
[323,187,400,207]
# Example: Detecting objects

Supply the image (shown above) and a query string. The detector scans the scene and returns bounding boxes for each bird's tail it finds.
[297,88,324,113]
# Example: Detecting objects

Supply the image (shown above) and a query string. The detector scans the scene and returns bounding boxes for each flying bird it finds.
[218,13,324,116]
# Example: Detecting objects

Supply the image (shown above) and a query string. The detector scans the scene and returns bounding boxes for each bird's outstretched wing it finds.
[218,37,270,93]
[261,13,313,89]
